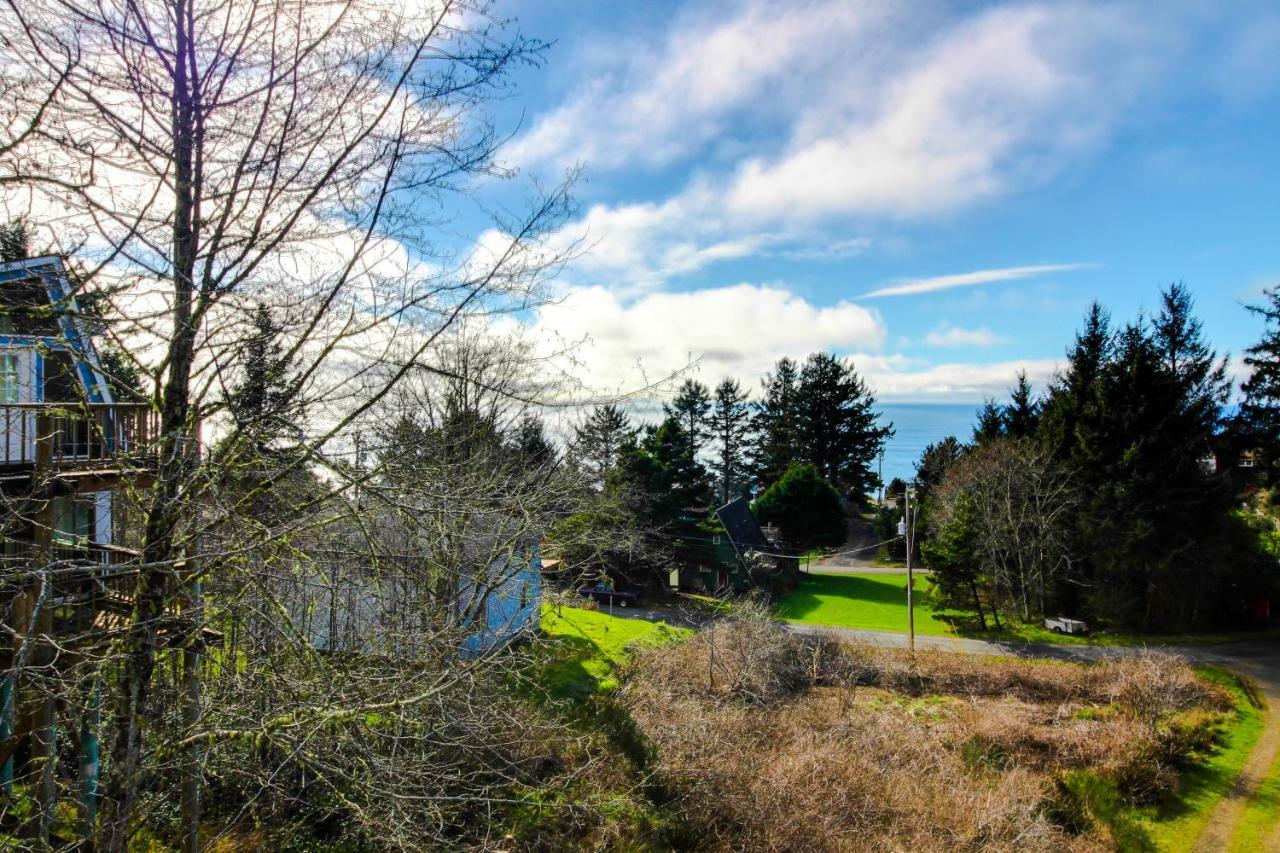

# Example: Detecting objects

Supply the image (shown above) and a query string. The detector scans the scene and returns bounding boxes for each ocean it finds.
[872,403,980,487]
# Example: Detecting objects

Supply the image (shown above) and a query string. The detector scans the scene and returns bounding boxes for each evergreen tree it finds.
[573,403,636,490]
[228,303,298,447]
[1039,301,1111,459]
[708,378,752,505]
[0,218,32,262]
[915,435,964,504]
[664,378,712,462]
[1004,371,1039,438]
[509,413,556,469]
[794,352,893,498]
[752,463,846,550]
[921,493,988,629]
[613,415,712,531]
[750,357,800,486]
[1239,285,1280,484]
[1054,288,1239,630]
[972,400,1005,444]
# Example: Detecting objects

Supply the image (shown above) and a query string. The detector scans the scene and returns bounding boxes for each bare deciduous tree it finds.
[0,0,600,848]
[929,438,1077,622]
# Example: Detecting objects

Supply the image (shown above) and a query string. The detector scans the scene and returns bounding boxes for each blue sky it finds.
[475,0,1280,402]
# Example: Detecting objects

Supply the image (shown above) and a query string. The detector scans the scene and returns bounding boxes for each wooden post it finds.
[32,412,57,849]
[78,679,100,840]
[181,565,202,853]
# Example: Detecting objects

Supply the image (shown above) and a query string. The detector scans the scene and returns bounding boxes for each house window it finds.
[43,351,82,402]
[53,496,95,548]
[0,355,19,404]
[519,581,529,610]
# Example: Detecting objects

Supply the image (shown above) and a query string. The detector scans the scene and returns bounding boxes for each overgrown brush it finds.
[620,611,1231,851]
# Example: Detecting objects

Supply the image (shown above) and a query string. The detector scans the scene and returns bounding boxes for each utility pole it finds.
[877,450,884,504]
[902,482,915,661]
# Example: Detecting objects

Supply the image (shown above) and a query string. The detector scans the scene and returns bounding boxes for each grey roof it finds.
[714,498,770,552]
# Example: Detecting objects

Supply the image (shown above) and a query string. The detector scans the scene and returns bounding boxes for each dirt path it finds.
[1193,679,1279,852]
[808,513,930,575]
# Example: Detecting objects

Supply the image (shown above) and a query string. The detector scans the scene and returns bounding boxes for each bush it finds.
[619,609,1231,850]
[753,463,845,550]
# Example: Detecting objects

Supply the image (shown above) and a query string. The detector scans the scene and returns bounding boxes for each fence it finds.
[0,403,160,467]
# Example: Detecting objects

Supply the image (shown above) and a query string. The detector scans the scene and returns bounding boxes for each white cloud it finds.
[525,284,886,391]
[859,357,1062,401]
[864,263,1093,298]
[924,324,1004,348]
[518,283,1065,404]
[505,1,892,171]
[520,1,1176,290]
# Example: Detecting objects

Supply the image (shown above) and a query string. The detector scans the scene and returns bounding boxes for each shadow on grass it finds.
[534,633,612,703]
[776,573,911,619]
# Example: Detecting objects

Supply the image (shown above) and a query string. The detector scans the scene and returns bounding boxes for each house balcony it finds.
[0,403,173,488]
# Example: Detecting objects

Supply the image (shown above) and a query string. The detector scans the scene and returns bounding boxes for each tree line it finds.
[558,353,893,587]
[914,283,1280,633]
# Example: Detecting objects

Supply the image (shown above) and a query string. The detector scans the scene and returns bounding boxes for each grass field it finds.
[1132,667,1266,851]
[777,571,1280,648]
[775,571,958,635]
[538,605,689,700]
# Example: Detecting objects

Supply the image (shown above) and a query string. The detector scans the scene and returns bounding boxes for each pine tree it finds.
[573,403,636,490]
[750,357,800,486]
[614,415,711,530]
[914,435,964,504]
[1004,371,1039,438]
[510,413,556,469]
[1039,301,1111,460]
[794,352,893,498]
[1239,285,1280,483]
[1153,282,1230,430]
[228,303,297,446]
[708,378,752,505]
[972,400,1005,444]
[664,378,711,462]
[0,218,32,262]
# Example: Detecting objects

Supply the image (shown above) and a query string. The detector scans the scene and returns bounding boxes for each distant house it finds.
[677,498,799,594]
[458,540,542,656]
[0,255,155,561]
[276,532,542,658]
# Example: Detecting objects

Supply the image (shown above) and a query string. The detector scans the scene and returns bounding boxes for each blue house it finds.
[0,254,158,819]
[277,534,542,659]
[0,255,153,558]
[457,540,542,656]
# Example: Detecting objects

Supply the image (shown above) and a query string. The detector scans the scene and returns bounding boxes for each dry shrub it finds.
[620,614,1227,851]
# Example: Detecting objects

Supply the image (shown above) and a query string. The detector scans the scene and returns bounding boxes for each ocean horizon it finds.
[873,402,981,488]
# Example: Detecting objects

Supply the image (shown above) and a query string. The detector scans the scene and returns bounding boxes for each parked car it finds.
[1044,616,1089,635]
[577,583,641,608]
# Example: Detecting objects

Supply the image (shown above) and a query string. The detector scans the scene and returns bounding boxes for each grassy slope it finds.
[775,572,958,635]
[538,605,689,700]
[1132,667,1266,852]
[539,603,1271,850]
[777,571,1280,648]
[1231,699,1280,852]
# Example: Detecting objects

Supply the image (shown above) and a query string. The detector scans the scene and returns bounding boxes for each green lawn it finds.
[777,571,1280,649]
[538,605,689,700]
[775,571,959,636]
[1132,667,1266,851]
[1232,697,1280,852]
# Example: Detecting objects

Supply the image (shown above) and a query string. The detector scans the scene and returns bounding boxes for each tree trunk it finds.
[969,579,986,631]
[99,2,201,845]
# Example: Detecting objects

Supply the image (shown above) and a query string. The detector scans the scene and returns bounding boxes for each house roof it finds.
[0,255,113,403]
[714,497,770,553]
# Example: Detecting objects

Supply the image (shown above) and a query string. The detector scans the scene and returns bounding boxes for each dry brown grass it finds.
[621,612,1230,851]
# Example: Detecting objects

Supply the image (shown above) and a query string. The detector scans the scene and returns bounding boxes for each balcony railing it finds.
[0,403,161,468]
